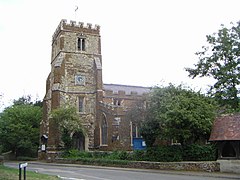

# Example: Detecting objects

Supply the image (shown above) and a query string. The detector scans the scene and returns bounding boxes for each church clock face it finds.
[75,75,85,85]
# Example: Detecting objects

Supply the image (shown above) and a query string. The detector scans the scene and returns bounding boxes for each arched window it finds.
[77,37,85,51]
[101,114,108,145]
[78,96,85,113]
[72,132,85,151]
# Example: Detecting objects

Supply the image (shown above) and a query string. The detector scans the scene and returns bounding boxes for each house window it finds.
[77,37,85,51]
[78,96,85,113]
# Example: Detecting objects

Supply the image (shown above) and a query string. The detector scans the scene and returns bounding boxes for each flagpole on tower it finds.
[75,5,78,21]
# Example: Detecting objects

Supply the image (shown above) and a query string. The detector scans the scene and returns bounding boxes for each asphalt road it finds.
[4,161,240,180]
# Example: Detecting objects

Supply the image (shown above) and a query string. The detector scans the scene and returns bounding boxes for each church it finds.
[39,19,150,160]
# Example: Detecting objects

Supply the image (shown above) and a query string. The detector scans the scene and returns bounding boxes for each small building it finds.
[209,114,240,159]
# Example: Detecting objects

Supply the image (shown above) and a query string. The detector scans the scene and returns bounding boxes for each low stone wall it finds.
[2,151,15,161]
[218,160,240,174]
[55,158,220,172]
[127,161,220,172]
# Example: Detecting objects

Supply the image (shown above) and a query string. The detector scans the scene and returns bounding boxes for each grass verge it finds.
[0,165,59,180]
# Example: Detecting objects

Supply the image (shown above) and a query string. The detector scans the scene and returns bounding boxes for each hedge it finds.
[62,144,217,162]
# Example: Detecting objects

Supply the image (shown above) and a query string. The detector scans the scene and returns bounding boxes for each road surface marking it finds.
[58,175,85,180]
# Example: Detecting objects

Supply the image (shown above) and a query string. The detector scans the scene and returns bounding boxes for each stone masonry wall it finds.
[55,158,220,172]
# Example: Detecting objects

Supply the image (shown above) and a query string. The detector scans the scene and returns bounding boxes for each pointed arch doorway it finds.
[72,131,85,151]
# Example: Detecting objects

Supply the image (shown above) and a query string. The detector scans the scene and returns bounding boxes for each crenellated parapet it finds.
[99,101,127,115]
[103,84,150,99]
[104,90,149,98]
[99,101,115,110]
[52,19,100,42]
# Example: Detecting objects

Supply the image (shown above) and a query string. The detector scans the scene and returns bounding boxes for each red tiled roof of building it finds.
[209,114,240,141]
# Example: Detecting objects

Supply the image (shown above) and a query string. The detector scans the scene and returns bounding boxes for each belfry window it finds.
[77,37,85,51]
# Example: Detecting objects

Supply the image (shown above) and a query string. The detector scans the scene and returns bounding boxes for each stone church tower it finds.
[39,19,150,160]
[39,19,103,160]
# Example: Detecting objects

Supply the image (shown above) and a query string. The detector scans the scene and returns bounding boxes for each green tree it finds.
[141,116,160,147]
[0,93,3,110]
[126,100,146,123]
[13,95,32,105]
[126,100,146,132]
[0,97,42,157]
[51,106,85,149]
[185,21,240,111]
[12,95,43,107]
[141,84,217,146]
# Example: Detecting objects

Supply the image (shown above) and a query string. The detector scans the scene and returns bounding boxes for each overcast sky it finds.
[1,0,240,110]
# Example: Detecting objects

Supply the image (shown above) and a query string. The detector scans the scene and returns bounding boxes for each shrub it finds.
[131,150,146,161]
[17,146,38,158]
[62,144,217,162]
[107,151,131,160]
[0,145,2,155]
[183,144,217,161]
[16,156,37,161]
[62,149,93,159]
[146,145,183,162]
[91,151,109,159]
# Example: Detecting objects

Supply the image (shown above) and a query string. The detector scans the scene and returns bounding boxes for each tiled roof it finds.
[209,114,240,141]
[103,84,151,95]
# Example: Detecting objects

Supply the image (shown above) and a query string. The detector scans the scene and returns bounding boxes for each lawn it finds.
[0,165,59,180]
